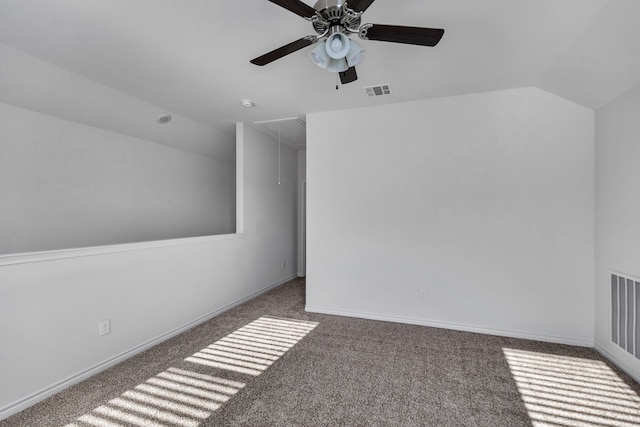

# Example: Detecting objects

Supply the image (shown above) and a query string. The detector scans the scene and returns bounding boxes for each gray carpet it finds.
[3,278,640,426]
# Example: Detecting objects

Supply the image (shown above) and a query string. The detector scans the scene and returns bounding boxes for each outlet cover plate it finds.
[99,319,111,336]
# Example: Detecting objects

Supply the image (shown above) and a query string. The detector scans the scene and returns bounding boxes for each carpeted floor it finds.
[3,278,640,426]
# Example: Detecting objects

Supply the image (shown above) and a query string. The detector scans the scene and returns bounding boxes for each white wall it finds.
[306,87,595,345]
[595,83,640,381]
[0,123,298,418]
[298,149,306,277]
[0,102,235,254]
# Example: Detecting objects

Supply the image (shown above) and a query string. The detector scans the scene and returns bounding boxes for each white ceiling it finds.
[1,0,639,151]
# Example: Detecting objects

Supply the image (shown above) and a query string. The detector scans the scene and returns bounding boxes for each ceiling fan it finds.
[250,0,445,85]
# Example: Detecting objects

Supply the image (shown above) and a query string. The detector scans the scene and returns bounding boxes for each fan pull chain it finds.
[278,123,281,185]
[336,72,339,90]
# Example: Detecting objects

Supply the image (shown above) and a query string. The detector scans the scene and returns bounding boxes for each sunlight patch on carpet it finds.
[185,316,316,376]
[65,316,318,427]
[503,347,640,427]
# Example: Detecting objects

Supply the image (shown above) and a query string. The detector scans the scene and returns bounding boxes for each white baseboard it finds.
[594,342,640,384]
[0,275,296,421]
[305,305,594,348]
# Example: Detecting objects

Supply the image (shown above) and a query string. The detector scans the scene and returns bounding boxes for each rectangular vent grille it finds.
[363,84,391,97]
[611,272,640,358]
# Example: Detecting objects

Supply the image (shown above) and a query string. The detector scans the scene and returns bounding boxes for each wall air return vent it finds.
[363,84,391,97]
[611,272,640,358]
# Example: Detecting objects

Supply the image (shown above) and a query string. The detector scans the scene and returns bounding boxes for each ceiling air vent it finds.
[363,84,391,97]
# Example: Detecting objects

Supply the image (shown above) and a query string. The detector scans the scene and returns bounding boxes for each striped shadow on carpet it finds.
[64,316,318,427]
[503,348,640,427]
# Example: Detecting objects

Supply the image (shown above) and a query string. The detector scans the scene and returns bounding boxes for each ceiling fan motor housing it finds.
[312,0,361,34]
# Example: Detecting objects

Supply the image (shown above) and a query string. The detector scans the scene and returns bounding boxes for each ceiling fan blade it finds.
[359,24,444,47]
[348,0,376,13]
[339,66,358,84]
[267,0,317,18]
[250,37,317,66]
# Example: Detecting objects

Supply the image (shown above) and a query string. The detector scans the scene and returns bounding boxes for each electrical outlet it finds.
[419,291,426,301]
[99,319,111,336]
[282,260,286,269]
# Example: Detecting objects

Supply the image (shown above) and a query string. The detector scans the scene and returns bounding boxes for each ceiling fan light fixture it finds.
[310,32,364,73]
[325,32,350,59]
[309,43,330,69]
[327,58,349,73]
[346,40,366,67]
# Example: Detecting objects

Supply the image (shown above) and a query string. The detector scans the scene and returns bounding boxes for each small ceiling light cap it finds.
[156,113,172,124]
[241,99,255,107]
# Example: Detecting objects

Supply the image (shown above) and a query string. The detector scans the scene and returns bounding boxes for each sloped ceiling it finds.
[538,1,640,109]
[1,0,639,152]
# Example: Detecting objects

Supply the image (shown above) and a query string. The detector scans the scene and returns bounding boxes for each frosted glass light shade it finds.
[327,58,349,73]
[346,41,365,67]
[309,43,330,69]
[309,35,364,73]
[325,33,350,59]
